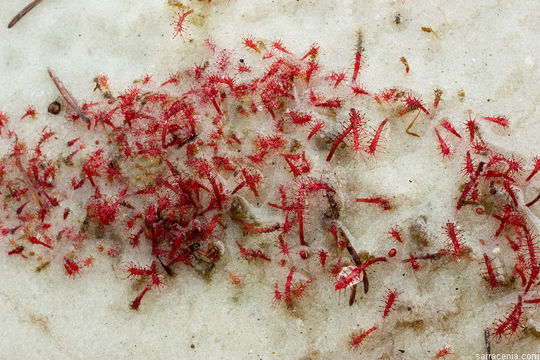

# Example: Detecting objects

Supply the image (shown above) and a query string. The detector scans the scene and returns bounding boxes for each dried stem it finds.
[8,0,45,29]
[47,68,90,124]
[406,110,421,137]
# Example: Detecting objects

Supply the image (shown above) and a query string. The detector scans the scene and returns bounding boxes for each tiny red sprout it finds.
[16,201,29,215]
[441,119,462,139]
[190,158,223,209]
[435,345,453,358]
[285,266,296,303]
[349,326,377,350]
[72,177,85,190]
[505,235,521,252]
[314,98,341,108]
[235,63,251,73]
[21,106,37,120]
[234,218,281,235]
[0,111,9,134]
[327,71,346,88]
[301,43,319,60]
[87,189,126,226]
[514,261,527,287]
[307,121,325,140]
[288,111,312,126]
[203,37,216,52]
[161,75,179,87]
[8,246,25,256]
[130,262,164,310]
[433,89,443,108]
[241,35,260,53]
[462,151,475,176]
[64,257,80,277]
[400,57,410,73]
[351,84,369,97]
[67,137,79,147]
[388,248,397,257]
[502,181,518,207]
[402,92,429,115]
[262,51,274,60]
[482,115,510,128]
[482,253,498,294]
[235,241,271,262]
[292,279,312,299]
[29,236,52,249]
[490,295,523,343]
[272,39,293,55]
[299,250,309,260]
[281,152,311,177]
[443,221,465,261]
[96,74,110,91]
[304,61,319,83]
[274,282,282,301]
[523,229,539,293]
[356,197,391,211]
[232,168,262,197]
[317,249,328,267]
[434,128,452,158]
[409,253,419,270]
[326,108,365,162]
[526,157,540,182]
[278,234,290,257]
[83,257,94,267]
[466,111,478,142]
[457,161,485,210]
[351,48,362,83]
[388,227,403,243]
[171,9,194,40]
[366,118,388,156]
[381,288,400,318]
[125,262,152,278]
[374,88,397,104]
[82,150,105,187]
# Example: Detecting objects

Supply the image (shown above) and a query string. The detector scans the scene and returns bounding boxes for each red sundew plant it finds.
[326,108,366,162]
[440,119,461,139]
[349,326,377,350]
[381,288,400,319]
[171,9,194,40]
[21,106,37,120]
[388,226,403,243]
[0,20,538,355]
[482,253,499,294]
[356,196,391,211]
[435,345,453,358]
[442,221,466,261]
[482,115,510,128]
[526,157,540,182]
[490,295,524,342]
[434,128,452,158]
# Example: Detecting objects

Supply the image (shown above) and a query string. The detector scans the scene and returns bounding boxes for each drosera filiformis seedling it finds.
[1,7,539,356]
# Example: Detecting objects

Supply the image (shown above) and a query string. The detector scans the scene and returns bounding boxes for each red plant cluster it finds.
[429,110,540,342]
[1,25,538,353]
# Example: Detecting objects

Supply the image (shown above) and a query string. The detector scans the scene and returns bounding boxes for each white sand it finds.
[0,0,539,358]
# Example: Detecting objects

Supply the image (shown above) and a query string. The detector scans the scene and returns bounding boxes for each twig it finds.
[47,68,90,124]
[8,0,45,29]
[406,109,421,137]
[526,193,540,207]
[484,329,491,355]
